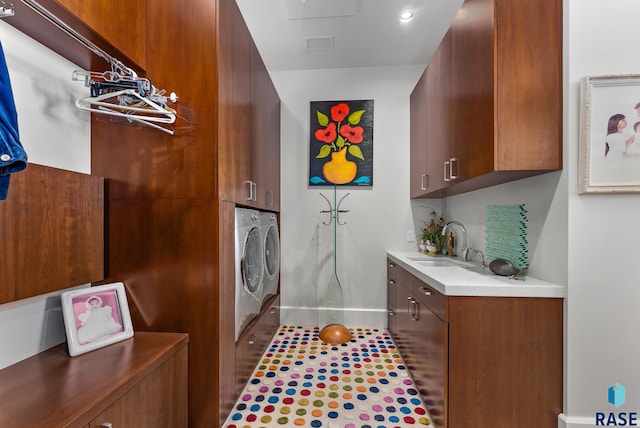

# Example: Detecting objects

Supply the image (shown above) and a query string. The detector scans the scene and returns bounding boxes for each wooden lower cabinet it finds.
[0,332,188,428]
[235,295,281,396]
[387,259,563,428]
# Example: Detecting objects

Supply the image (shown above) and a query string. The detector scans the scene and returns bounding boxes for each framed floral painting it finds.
[309,100,374,186]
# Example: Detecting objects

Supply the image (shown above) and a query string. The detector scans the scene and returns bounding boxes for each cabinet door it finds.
[218,0,254,206]
[411,299,447,428]
[235,296,281,396]
[409,71,428,198]
[251,42,281,211]
[425,30,452,192]
[394,282,415,372]
[387,269,398,338]
[450,0,495,182]
[88,348,188,428]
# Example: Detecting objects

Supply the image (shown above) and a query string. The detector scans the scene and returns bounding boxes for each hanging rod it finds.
[0,2,15,18]
[19,0,134,77]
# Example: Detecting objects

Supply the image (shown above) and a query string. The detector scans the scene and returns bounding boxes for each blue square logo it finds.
[608,383,626,408]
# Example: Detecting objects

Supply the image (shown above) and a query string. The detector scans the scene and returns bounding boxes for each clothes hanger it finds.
[75,88,177,124]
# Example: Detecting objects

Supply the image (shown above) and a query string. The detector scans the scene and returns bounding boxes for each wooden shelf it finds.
[0,331,188,428]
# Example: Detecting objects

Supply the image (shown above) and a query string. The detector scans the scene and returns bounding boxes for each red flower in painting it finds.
[331,103,349,122]
[315,122,337,143]
[313,102,367,163]
[339,125,364,144]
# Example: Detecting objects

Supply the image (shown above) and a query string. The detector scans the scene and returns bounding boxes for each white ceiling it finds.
[235,0,464,72]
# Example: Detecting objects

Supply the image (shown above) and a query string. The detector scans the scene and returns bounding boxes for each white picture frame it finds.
[61,282,134,357]
[579,74,640,194]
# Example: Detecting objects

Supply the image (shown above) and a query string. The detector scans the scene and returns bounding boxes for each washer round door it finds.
[241,225,264,294]
[264,223,280,280]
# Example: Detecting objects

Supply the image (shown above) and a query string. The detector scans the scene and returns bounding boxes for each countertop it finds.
[387,251,565,298]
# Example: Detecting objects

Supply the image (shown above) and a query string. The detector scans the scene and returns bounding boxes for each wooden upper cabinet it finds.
[425,30,452,195]
[218,0,281,211]
[409,70,429,198]
[411,30,452,198]
[413,0,562,198]
[450,0,494,183]
[55,0,147,71]
[251,42,281,211]
[217,0,254,206]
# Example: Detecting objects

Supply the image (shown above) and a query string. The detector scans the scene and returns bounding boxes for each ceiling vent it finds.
[284,0,359,20]
[305,36,334,50]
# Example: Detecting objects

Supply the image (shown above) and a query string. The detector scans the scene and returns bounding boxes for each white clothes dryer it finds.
[234,207,264,342]
[260,211,280,306]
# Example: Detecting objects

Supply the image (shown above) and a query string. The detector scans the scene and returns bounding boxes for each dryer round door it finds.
[241,225,264,293]
[264,223,280,280]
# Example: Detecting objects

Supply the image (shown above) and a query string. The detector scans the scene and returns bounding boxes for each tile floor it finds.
[223,325,433,428]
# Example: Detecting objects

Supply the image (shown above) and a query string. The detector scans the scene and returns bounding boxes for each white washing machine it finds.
[260,211,280,305]
[235,207,264,342]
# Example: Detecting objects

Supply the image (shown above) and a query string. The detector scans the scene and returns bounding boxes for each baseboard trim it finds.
[280,306,386,329]
[559,413,596,427]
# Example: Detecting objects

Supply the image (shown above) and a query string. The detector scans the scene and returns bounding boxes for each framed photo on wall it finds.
[61,282,134,357]
[579,74,640,193]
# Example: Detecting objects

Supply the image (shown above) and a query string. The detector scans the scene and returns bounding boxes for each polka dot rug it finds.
[223,325,433,428]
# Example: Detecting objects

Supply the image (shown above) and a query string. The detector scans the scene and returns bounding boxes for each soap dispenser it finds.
[448,232,455,256]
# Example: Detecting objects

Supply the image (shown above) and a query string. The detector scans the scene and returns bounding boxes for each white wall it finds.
[0,21,91,369]
[441,171,567,286]
[271,65,425,328]
[562,1,640,426]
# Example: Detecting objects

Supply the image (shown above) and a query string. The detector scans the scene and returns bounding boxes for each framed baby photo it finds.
[61,282,134,357]
[578,74,640,194]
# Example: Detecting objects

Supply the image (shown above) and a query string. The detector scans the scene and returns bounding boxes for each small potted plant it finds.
[421,216,446,256]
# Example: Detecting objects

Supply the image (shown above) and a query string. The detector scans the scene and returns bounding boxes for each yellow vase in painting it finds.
[323,148,357,185]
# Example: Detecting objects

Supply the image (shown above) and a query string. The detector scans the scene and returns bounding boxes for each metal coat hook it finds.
[0,2,15,18]
[319,191,350,226]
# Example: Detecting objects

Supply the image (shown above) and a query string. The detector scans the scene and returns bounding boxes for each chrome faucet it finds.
[442,220,470,261]
[473,249,486,268]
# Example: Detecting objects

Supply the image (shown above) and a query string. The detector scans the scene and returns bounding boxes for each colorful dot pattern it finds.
[223,326,433,428]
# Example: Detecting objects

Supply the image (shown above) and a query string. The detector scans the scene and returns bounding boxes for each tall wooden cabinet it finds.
[410,0,562,198]
[7,1,280,427]
[387,259,563,428]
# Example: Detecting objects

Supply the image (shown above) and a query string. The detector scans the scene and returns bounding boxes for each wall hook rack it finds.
[319,189,350,226]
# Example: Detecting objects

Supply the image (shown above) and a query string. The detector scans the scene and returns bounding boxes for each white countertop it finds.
[387,251,566,298]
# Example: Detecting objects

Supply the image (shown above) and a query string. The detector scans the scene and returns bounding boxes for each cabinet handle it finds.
[100,423,113,428]
[407,297,419,321]
[418,286,432,296]
[450,157,459,180]
[251,182,257,201]
[388,309,395,316]
[421,174,428,191]
[388,262,395,268]
[244,180,254,201]
[248,334,257,345]
[388,279,396,285]
[266,190,273,206]
[270,307,278,314]
[443,160,451,182]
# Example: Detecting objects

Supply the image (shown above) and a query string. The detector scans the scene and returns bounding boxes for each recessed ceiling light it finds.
[399,10,414,23]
